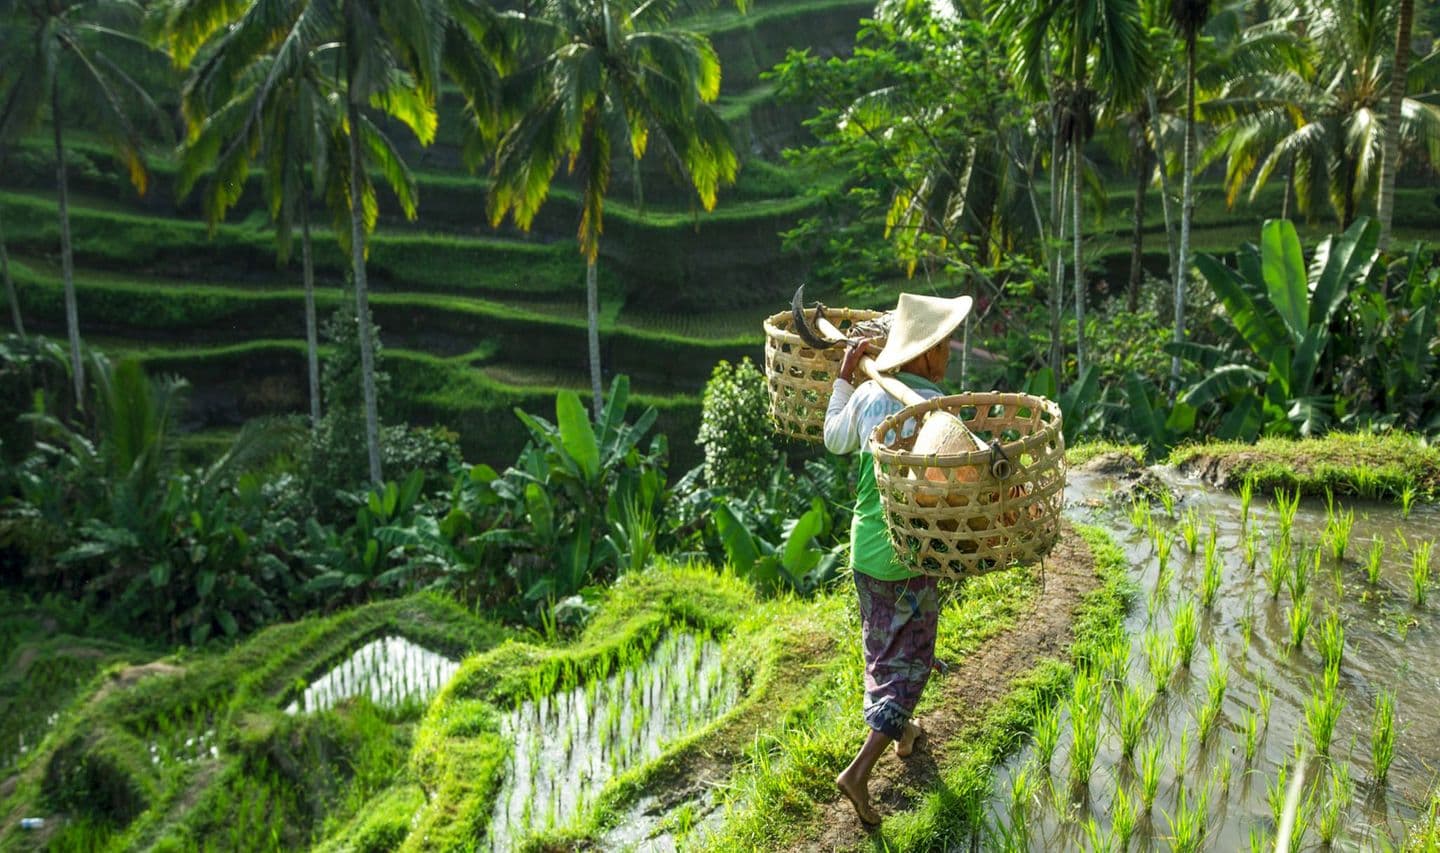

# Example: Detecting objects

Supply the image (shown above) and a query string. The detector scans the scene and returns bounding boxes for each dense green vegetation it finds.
[3,0,1440,848]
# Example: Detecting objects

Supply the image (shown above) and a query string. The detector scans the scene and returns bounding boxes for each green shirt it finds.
[843,373,945,581]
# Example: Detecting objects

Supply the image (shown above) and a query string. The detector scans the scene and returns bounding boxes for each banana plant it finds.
[457,378,667,622]
[1347,245,1440,435]
[711,496,845,595]
[304,469,431,598]
[1182,217,1380,439]
[1026,365,1108,445]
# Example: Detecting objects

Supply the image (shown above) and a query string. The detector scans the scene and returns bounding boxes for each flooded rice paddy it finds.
[985,466,1440,850]
[488,632,737,851]
[285,635,459,714]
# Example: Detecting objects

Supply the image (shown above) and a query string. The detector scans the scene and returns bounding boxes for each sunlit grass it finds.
[1412,540,1433,607]
[1371,690,1396,785]
[1305,666,1344,758]
[1366,538,1385,585]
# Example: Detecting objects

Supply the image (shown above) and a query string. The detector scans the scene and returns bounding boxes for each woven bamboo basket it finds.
[763,308,886,442]
[869,392,1065,580]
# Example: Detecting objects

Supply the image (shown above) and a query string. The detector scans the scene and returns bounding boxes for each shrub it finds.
[307,299,392,517]
[697,358,778,495]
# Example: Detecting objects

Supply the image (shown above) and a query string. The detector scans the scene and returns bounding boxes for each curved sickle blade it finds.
[790,284,837,350]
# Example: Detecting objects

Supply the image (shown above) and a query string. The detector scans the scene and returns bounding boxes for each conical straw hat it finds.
[871,293,974,373]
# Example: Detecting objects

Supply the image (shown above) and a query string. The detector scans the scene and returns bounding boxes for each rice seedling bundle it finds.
[1117,683,1154,760]
[1180,508,1201,555]
[1314,610,1344,674]
[1139,737,1162,811]
[1288,595,1312,651]
[1371,689,1396,784]
[1197,644,1228,742]
[1174,598,1199,667]
[1412,540,1433,606]
[1305,667,1344,758]
[1366,539,1385,585]
[1316,762,1351,846]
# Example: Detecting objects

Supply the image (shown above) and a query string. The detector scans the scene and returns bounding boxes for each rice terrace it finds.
[2,0,1440,850]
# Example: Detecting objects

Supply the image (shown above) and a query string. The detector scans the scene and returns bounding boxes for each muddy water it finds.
[489,633,737,851]
[987,468,1440,850]
[284,635,459,714]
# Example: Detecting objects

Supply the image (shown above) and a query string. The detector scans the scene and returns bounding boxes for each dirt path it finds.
[796,524,1103,852]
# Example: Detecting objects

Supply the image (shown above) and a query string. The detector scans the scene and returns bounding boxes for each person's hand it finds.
[839,338,873,383]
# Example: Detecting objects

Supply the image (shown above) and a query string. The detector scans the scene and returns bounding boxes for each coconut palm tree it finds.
[173,40,354,432]
[162,0,498,484]
[0,204,20,336]
[998,0,1150,379]
[486,0,738,419]
[0,0,167,404]
[1376,0,1415,251]
[1207,0,1440,232]
[1167,0,1211,397]
[0,13,22,336]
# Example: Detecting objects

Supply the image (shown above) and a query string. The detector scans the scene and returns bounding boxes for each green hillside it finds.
[2,0,1438,467]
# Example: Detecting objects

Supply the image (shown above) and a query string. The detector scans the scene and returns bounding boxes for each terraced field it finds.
[2,0,1438,466]
[0,529,1131,851]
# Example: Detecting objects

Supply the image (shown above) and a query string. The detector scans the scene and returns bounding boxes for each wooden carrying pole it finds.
[809,312,1006,485]
[810,314,925,408]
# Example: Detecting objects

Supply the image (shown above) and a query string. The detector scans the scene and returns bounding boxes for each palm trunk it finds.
[1282,157,1293,220]
[1146,89,1180,288]
[1377,0,1413,252]
[1069,17,1087,381]
[0,207,22,335]
[53,86,83,405]
[301,193,321,430]
[586,256,603,420]
[1170,39,1197,401]
[347,99,383,485]
[1071,141,1086,379]
[1048,103,1065,380]
[1127,127,1150,313]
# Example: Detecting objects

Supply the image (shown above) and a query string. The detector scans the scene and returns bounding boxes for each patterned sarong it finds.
[853,571,939,739]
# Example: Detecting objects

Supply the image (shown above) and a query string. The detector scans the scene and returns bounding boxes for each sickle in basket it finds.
[792,285,1013,481]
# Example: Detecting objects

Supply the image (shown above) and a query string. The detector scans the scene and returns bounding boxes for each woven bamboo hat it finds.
[871,293,974,373]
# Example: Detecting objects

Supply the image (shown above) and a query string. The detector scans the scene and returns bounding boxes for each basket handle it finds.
[990,442,1015,480]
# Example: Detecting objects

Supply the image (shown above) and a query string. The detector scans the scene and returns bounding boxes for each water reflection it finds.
[285,635,459,714]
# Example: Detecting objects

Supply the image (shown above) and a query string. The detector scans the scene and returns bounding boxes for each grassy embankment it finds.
[699,524,1132,849]
[0,526,1127,851]
[0,594,512,850]
[1168,432,1440,501]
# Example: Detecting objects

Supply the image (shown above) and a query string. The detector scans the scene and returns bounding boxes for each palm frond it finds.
[360,114,420,219]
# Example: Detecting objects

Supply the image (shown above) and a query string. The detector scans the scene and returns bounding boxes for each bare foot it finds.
[835,771,881,825]
[895,721,922,758]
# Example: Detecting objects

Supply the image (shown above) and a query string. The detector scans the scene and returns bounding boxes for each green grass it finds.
[1066,441,1146,468]
[699,525,1132,849]
[0,594,512,851]
[395,561,843,851]
[868,526,1133,849]
[1168,433,1440,503]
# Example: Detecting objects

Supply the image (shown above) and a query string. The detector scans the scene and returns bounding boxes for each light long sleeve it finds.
[824,378,861,454]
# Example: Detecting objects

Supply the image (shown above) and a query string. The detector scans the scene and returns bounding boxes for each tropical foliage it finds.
[486,0,739,418]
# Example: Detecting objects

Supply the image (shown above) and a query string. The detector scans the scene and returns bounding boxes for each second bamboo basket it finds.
[763,308,886,442]
[869,392,1065,580]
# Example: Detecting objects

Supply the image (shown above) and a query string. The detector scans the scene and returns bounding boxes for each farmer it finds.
[823,291,973,826]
